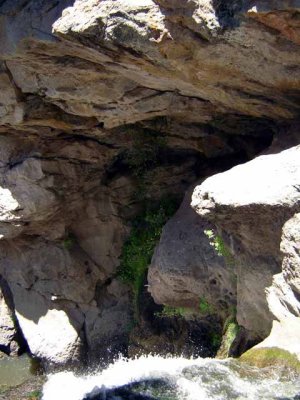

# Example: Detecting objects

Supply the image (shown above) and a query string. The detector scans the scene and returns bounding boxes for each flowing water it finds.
[42,355,300,400]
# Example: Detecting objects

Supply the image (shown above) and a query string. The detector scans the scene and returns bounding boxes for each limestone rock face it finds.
[254,213,300,361]
[281,213,300,294]
[0,0,299,364]
[240,213,300,362]
[192,145,300,255]
[0,288,17,355]
[13,285,83,365]
[84,279,131,361]
[148,189,237,317]
[192,146,300,344]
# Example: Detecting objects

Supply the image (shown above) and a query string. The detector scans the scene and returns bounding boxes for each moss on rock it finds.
[240,347,300,372]
[217,315,240,358]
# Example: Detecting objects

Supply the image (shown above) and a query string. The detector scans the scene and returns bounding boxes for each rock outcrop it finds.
[191,145,300,358]
[0,0,299,365]
[247,213,300,362]
[148,188,237,317]
[0,287,18,356]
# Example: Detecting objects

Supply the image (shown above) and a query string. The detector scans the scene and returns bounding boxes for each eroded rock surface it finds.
[0,288,17,356]
[281,213,300,295]
[254,213,300,361]
[148,188,236,317]
[192,145,300,346]
[0,0,299,364]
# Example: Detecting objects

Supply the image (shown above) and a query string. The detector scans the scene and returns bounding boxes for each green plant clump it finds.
[199,297,213,314]
[62,234,76,250]
[223,321,239,353]
[204,229,234,265]
[211,332,222,350]
[27,390,42,400]
[157,305,186,318]
[119,198,178,317]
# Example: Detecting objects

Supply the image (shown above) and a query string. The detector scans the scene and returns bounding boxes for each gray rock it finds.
[254,213,300,361]
[84,279,131,361]
[148,188,236,317]
[281,213,300,294]
[12,284,84,366]
[192,145,300,339]
[0,288,16,354]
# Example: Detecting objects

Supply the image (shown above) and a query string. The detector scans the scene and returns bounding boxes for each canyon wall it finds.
[0,0,299,366]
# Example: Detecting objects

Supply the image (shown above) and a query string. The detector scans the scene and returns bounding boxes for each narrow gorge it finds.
[0,1,299,399]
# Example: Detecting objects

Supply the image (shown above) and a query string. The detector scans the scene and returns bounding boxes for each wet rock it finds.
[84,278,132,362]
[83,379,177,400]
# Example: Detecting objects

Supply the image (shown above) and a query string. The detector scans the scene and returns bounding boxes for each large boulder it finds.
[148,189,236,318]
[11,284,84,366]
[192,145,300,341]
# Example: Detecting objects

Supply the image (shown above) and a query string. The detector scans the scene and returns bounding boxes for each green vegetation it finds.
[156,305,186,318]
[211,332,222,350]
[119,198,178,319]
[157,298,214,319]
[225,321,240,345]
[219,322,240,358]
[240,347,300,372]
[27,390,42,400]
[199,297,214,314]
[62,234,76,250]
[204,229,234,265]
[217,308,240,358]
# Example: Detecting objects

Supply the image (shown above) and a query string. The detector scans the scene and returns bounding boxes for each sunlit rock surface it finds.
[192,145,300,353]
[256,213,300,361]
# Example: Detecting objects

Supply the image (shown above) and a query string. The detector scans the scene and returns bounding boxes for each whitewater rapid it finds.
[42,355,300,400]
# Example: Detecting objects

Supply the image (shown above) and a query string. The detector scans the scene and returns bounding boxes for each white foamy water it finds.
[42,355,300,400]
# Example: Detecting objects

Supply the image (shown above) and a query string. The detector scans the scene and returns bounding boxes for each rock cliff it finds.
[0,0,299,366]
